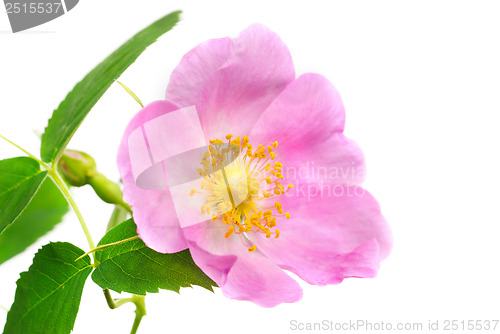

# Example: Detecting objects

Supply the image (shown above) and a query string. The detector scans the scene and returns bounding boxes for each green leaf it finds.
[92,219,217,295]
[40,11,181,163]
[0,157,48,234]
[3,242,92,334]
[0,178,69,265]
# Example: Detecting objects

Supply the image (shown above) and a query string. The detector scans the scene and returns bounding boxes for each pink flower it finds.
[117,24,392,307]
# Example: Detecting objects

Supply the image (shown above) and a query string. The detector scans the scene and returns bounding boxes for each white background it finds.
[1,1,500,333]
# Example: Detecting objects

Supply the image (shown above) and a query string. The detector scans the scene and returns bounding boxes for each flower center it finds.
[190,134,293,252]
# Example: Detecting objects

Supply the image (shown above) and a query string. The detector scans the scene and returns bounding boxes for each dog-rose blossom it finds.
[117,24,392,307]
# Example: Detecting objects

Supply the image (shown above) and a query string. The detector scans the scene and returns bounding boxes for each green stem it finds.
[130,295,146,334]
[120,201,133,215]
[107,205,129,232]
[103,289,120,309]
[49,169,96,252]
[130,314,142,334]
[103,290,146,334]
[87,171,133,214]
[0,304,8,312]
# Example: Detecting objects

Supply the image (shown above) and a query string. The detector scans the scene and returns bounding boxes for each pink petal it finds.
[218,248,303,307]
[165,24,295,141]
[250,185,392,285]
[183,220,245,256]
[282,132,366,186]
[117,100,189,253]
[249,73,365,185]
[249,73,345,147]
[185,221,303,307]
[188,243,237,286]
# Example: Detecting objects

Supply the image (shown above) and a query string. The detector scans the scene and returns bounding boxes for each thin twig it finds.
[75,235,139,262]
[49,170,96,252]
[0,134,50,169]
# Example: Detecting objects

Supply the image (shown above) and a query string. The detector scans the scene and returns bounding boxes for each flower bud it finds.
[58,150,97,187]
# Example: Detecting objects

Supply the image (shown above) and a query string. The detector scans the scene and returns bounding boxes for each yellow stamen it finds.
[191,135,293,252]
[225,225,234,238]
